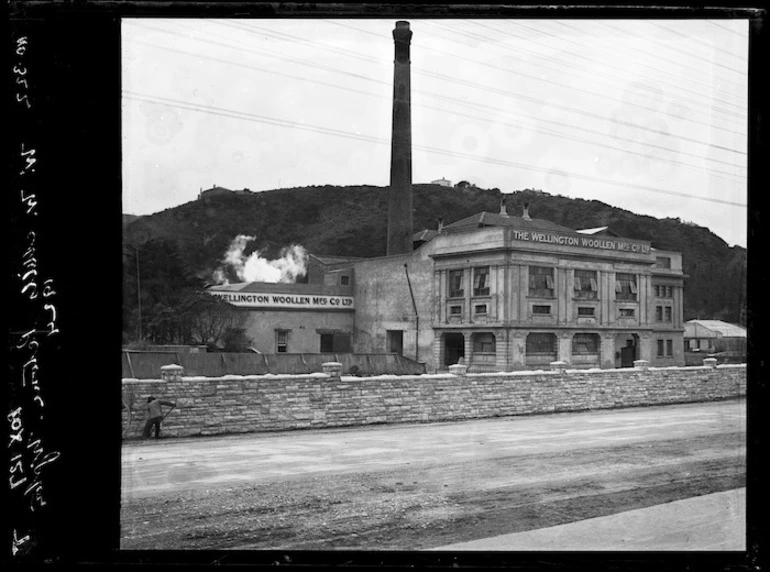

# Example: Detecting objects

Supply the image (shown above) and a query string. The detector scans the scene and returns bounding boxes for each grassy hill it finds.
[123,185,746,324]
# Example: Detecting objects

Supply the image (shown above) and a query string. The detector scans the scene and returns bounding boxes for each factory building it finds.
[207,20,686,371]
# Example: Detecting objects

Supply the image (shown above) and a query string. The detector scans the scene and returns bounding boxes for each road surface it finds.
[121,398,745,550]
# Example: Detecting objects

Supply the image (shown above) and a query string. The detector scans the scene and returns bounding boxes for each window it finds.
[473,266,490,296]
[474,304,487,315]
[526,333,556,355]
[577,306,595,316]
[340,275,350,286]
[532,305,551,315]
[276,330,289,353]
[654,285,661,297]
[448,270,464,298]
[473,333,495,353]
[665,306,672,322]
[656,256,671,269]
[529,266,555,297]
[615,273,637,300]
[450,305,462,316]
[572,333,600,355]
[619,308,635,318]
[574,270,598,299]
[666,286,673,298]
[657,339,665,357]
[387,330,404,355]
[666,339,673,356]
[320,333,334,353]
[656,306,663,321]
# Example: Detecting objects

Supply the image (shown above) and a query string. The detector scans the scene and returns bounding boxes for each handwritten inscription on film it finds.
[10,33,62,559]
[511,229,651,254]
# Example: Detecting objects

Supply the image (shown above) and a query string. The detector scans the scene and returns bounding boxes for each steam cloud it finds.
[213,235,308,284]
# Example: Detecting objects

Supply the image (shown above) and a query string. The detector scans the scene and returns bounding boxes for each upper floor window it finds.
[529,266,555,298]
[574,270,598,299]
[448,270,464,298]
[532,305,552,315]
[473,266,490,296]
[615,273,637,301]
[654,284,674,298]
[340,275,350,286]
[656,256,671,269]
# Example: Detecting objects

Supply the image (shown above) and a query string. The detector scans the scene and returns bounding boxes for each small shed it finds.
[684,320,746,362]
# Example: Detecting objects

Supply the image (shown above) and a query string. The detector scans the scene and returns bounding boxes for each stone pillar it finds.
[449,363,468,377]
[602,335,616,369]
[511,331,526,370]
[633,359,649,372]
[558,332,572,365]
[160,364,184,382]
[703,357,718,369]
[495,329,509,371]
[550,361,567,373]
[322,362,343,379]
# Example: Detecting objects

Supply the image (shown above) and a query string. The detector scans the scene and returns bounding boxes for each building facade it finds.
[351,205,686,372]
[208,206,686,372]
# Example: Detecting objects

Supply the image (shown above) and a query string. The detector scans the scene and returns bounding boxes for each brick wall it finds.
[121,362,746,439]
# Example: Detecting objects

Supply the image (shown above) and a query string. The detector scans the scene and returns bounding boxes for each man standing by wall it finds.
[142,395,176,439]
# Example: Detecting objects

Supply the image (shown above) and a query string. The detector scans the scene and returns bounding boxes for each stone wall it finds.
[121,361,746,439]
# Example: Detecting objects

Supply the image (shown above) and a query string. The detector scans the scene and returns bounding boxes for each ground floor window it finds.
[526,333,556,356]
[387,330,403,355]
[472,332,495,353]
[443,332,465,366]
[319,331,352,353]
[572,333,600,355]
[276,330,289,353]
[657,339,674,357]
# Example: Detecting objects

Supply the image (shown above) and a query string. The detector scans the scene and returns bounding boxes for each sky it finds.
[122,18,748,248]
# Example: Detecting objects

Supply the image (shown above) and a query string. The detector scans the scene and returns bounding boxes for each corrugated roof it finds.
[309,254,365,265]
[686,320,747,338]
[413,229,439,242]
[444,211,576,233]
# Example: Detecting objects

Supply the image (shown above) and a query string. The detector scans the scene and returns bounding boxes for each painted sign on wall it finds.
[511,229,651,254]
[210,291,355,310]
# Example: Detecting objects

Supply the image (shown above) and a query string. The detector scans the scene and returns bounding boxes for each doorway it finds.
[620,334,639,367]
[387,330,404,355]
[444,333,465,366]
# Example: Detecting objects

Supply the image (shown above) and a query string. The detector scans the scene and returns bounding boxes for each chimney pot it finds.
[500,197,509,218]
[523,202,531,221]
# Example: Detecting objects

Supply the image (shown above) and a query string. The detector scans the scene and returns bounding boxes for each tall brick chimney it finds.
[387,21,413,256]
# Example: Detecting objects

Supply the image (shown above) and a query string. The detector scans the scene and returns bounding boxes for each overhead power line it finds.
[131,34,748,176]
[123,90,747,209]
[131,22,747,159]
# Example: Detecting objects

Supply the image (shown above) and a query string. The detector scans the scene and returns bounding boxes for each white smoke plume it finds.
[213,235,308,284]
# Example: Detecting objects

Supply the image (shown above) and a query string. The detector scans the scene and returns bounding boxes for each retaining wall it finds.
[121,361,746,439]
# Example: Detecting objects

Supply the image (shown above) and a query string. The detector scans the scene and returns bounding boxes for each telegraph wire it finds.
[130,34,747,176]
[558,20,747,94]
[424,19,746,118]
[229,19,746,135]
[707,20,748,38]
[123,90,747,208]
[133,21,746,157]
[651,21,749,67]
[479,20,748,115]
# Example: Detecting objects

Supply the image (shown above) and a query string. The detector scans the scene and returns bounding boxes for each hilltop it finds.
[123,184,746,325]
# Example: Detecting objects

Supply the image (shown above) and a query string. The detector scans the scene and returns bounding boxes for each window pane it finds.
[526,333,556,354]
[448,270,464,297]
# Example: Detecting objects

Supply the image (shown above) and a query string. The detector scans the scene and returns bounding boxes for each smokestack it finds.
[387,20,413,255]
[523,202,531,221]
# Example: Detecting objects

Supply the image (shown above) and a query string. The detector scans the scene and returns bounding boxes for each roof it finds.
[208,281,351,296]
[685,320,747,338]
[308,254,366,265]
[413,229,439,243]
[576,226,620,237]
[444,211,577,234]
